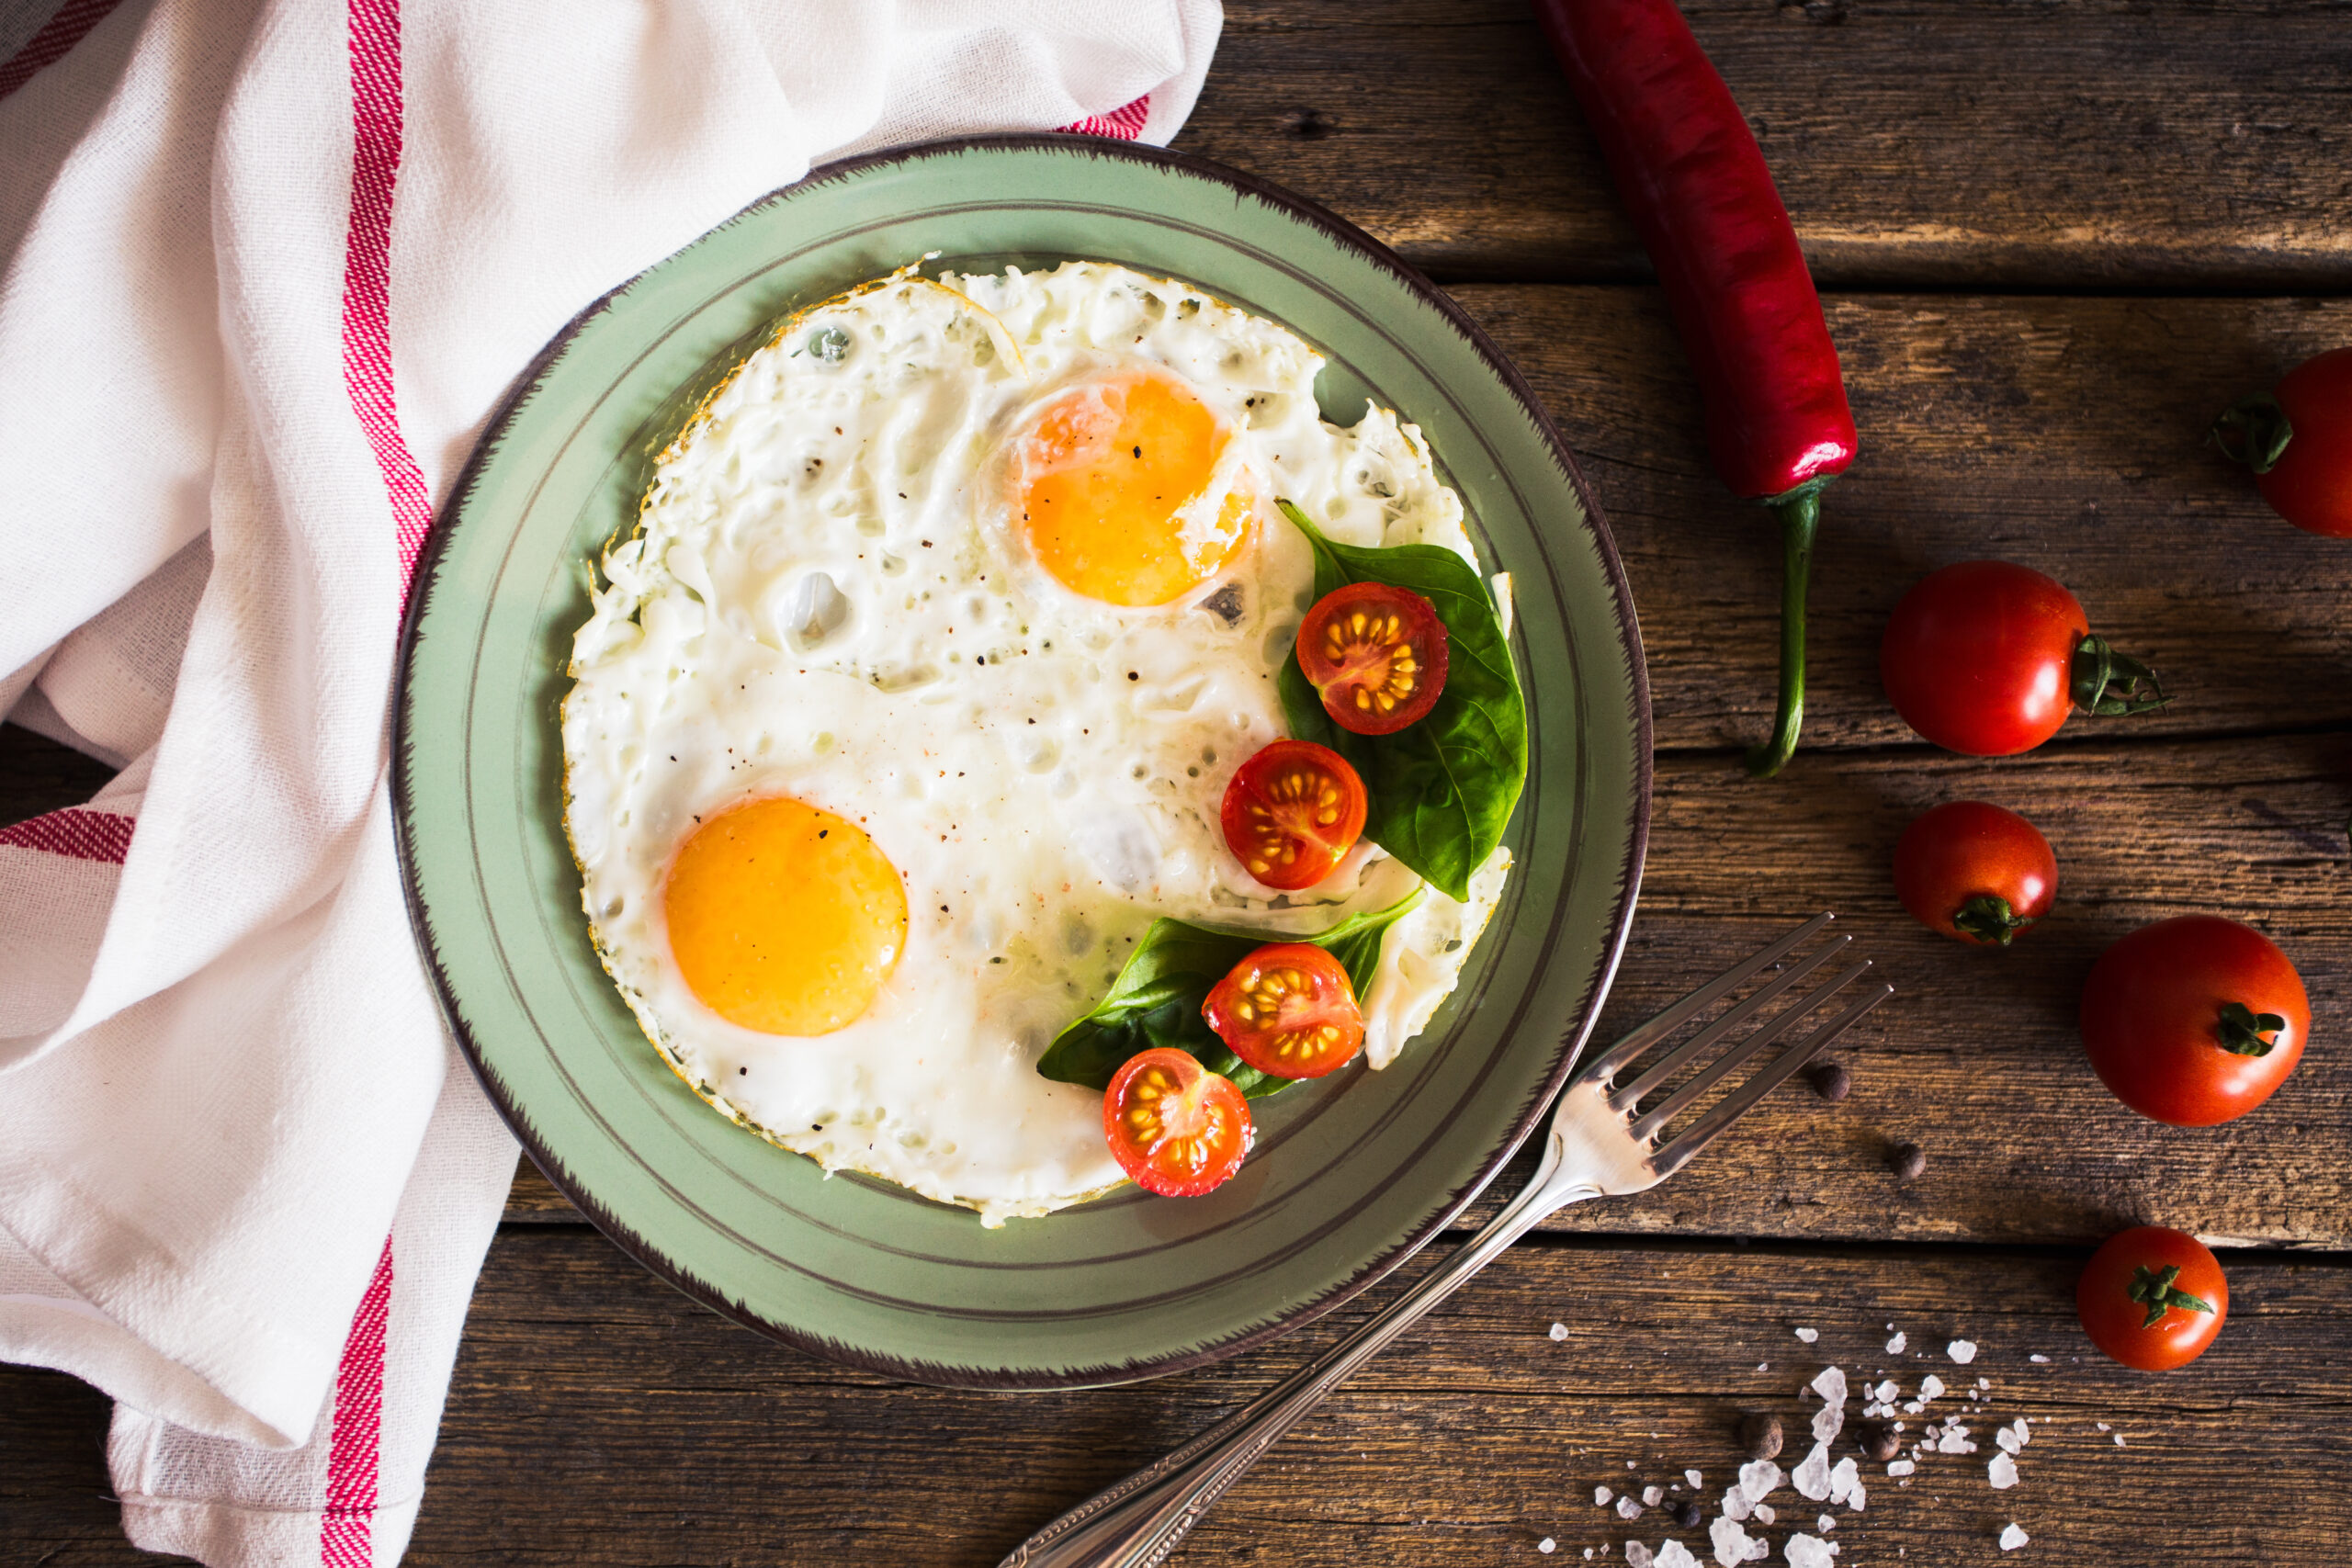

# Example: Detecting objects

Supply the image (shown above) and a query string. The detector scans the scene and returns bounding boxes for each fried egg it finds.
[562,261,1513,1224]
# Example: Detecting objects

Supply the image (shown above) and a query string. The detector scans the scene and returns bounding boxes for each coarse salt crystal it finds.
[1937,1421,1976,1455]
[1540,1540,1556,1555]
[1620,1496,1645,1521]
[1784,1532,1840,1568]
[1738,1460,1783,1505]
[1827,1458,1863,1510]
[1792,1442,1833,1501]
[2012,1417,2031,1448]
[1758,1362,1770,1372]
[1886,1460,1916,1477]
[1975,1376,1991,1390]
[1918,1374,1946,1401]
[1721,1487,1752,1524]
[2113,1433,2126,1448]
[1901,1400,1923,1414]
[1996,1427,2021,1454]
[1711,1516,1758,1567]
[1598,1487,1614,1506]
[1551,1323,1570,1341]
[1687,1469,1705,1490]
[1795,1326,1819,1343]
[1873,1380,1898,1403]
[1999,1523,2029,1551]
[1885,1331,1907,1354]
[1818,1515,1836,1533]
[2096,1423,2109,1432]
[1645,1486,1666,1507]
[1657,1544,1702,1568]
[2029,1354,2051,1364]
[1948,1339,1978,1364]
[1626,1544,1655,1568]
[1989,1452,2019,1489]
[1754,1505,1775,1525]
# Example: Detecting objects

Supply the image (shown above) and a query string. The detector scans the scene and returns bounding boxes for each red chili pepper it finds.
[1533,0,1858,777]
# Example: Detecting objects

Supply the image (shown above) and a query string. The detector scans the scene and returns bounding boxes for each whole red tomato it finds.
[2211,346,2352,536]
[2079,915,2309,1126]
[1880,561,2168,756]
[1893,801,2056,946]
[2076,1226,2228,1371]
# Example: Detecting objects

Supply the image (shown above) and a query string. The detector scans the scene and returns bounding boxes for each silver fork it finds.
[999,912,1892,1568]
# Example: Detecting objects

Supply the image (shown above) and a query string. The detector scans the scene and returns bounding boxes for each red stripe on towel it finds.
[0,806,135,863]
[319,1237,393,1568]
[1057,94,1150,141]
[340,0,433,593]
[0,0,123,103]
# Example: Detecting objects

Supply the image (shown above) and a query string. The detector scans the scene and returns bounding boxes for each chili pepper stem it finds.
[1745,487,1820,778]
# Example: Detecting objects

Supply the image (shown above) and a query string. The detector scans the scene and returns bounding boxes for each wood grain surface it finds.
[7,2,2349,1563]
[8,1228,2349,1566]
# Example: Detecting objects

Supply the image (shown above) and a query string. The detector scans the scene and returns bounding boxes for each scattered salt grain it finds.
[1901,1400,1923,1414]
[1936,1421,1976,1455]
[1645,1486,1666,1507]
[1631,1460,1641,1469]
[1626,1543,1654,1568]
[1947,1339,1978,1364]
[1551,1322,1570,1341]
[1996,1427,2022,1454]
[1917,1374,1946,1402]
[1873,1380,1898,1403]
[1754,1505,1775,1525]
[1885,1460,1916,1477]
[1792,1326,1818,1343]
[1999,1523,2030,1551]
[1827,1457,1864,1510]
[1884,1331,1906,1354]
[1975,1376,1991,1391]
[1710,1515,1770,1565]
[1657,1544,1702,1568]
[2029,1354,2051,1364]
[1721,1488,1752,1524]
[2113,1433,2126,1448]
[1687,1469,1705,1490]
[1597,1487,1614,1506]
[1758,1362,1770,1372]
[1585,1551,1594,1561]
[2095,1423,2109,1432]
[1784,1532,1840,1568]
[1540,1540,1556,1555]
[1818,1515,1836,1533]
[1737,1460,1784,1504]
[1620,1495,1645,1521]
[1792,1442,1833,1501]
[1989,1452,2019,1489]
[2011,1417,2030,1448]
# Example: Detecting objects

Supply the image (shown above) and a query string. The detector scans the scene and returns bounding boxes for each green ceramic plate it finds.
[394,137,1649,1389]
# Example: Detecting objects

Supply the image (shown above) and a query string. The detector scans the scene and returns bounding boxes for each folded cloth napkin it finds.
[0,1,1219,1562]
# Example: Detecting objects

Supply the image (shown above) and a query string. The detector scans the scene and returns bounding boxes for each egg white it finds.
[563,262,1513,1224]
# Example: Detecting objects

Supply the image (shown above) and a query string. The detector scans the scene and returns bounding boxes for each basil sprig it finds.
[1273,501,1528,901]
[1034,891,1423,1100]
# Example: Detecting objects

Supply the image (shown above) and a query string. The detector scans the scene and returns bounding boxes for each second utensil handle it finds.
[999,1131,1594,1568]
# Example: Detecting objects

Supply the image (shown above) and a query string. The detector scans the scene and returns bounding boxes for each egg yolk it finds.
[1016,368,1250,606]
[662,796,906,1036]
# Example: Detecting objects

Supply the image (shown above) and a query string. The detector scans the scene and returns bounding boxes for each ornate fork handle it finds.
[999,1128,1597,1568]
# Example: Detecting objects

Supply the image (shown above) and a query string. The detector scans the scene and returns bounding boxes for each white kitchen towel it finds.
[0,1,1219,1563]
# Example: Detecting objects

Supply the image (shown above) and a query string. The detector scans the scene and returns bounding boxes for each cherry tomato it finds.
[1296,581,1451,735]
[1102,1048,1252,1197]
[1880,561,2166,757]
[1220,739,1369,891]
[1202,942,1366,1079]
[1892,801,2057,947]
[2076,1226,2228,1371]
[2211,346,2352,536]
[2079,915,2309,1127]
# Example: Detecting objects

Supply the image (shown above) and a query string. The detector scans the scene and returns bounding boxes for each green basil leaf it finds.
[1274,500,1528,901]
[1034,888,1425,1097]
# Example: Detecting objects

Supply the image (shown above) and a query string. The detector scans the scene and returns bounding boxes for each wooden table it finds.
[8,4,2350,1562]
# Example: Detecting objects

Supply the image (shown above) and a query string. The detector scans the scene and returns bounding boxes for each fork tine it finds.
[1622,956,1871,1136]
[1606,935,1850,1113]
[1581,912,1835,1084]
[1648,976,1894,1179]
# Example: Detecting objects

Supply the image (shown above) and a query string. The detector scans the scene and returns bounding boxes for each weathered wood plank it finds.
[10,1226,2347,1565]
[1182,0,2352,288]
[1461,288,2352,754]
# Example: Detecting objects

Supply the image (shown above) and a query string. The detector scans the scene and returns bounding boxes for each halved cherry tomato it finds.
[1297,581,1451,735]
[2212,345,2352,536]
[1880,561,2167,757]
[1102,1047,1252,1197]
[2077,1225,2228,1371]
[1892,800,2057,947]
[1202,942,1366,1079]
[2079,915,2309,1127]
[1220,739,1369,891]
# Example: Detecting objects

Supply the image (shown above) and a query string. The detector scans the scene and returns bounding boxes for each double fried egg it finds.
[562,262,1512,1224]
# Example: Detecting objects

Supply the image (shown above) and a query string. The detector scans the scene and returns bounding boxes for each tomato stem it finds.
[2209,391,2294,476]
[1952,893,2035,947]
[1745,485,1822,778]
[2070,635,2172,718]
[2216,999,2285,1057]
[2127,1262,2215,1330]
